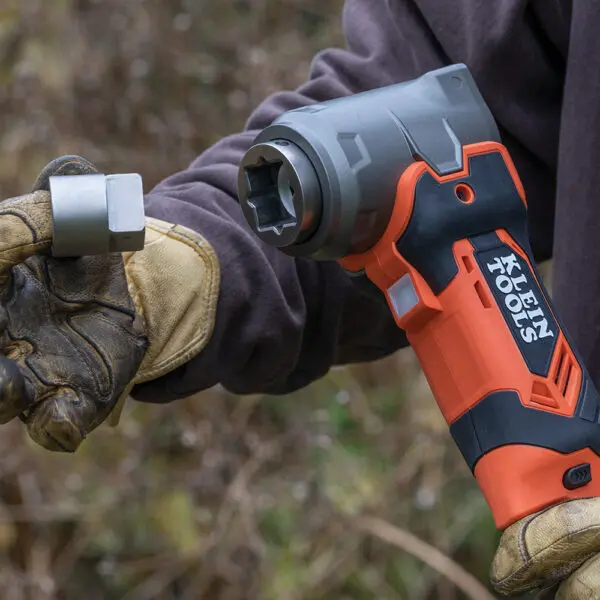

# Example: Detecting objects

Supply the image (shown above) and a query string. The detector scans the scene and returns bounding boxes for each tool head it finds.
[238,64,500,261]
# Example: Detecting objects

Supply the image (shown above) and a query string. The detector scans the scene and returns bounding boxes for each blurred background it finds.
[0,1,537,599]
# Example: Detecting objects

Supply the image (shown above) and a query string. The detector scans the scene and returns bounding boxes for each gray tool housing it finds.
[50,173,146,257]
[238,64,500,260]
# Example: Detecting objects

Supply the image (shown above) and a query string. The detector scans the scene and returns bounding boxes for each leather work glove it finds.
[0,156,219,452]
[491,498,600,598]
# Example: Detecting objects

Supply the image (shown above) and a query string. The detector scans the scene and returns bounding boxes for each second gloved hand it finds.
[0,156,219,451]
[491,498,600,598]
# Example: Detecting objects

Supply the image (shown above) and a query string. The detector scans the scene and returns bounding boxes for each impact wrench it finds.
[237,64,600,530]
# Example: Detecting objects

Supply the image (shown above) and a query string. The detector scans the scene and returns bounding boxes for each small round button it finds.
[563,463,592,491]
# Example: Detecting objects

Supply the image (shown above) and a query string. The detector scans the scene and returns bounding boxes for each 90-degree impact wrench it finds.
[237,64,600,530]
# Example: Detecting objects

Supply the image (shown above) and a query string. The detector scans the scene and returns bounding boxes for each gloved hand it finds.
[491,498,600,598]
[0,156,219,451]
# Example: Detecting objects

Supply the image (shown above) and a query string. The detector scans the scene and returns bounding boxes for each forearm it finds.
[134,142,407,400]
[131,0,429,401]
[133,0,566,402]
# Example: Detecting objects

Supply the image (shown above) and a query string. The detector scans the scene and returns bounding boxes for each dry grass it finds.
[0,2,524,599]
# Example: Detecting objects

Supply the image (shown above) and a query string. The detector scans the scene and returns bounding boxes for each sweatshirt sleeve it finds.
[132,0,449,402]
[132,0,571,403]
[549,1,600,385]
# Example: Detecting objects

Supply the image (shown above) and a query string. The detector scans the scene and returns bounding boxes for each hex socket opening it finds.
[244,160,298,234]
[239,140,322,248]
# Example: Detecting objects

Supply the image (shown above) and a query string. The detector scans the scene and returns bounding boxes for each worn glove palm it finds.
[491,498,600,598]
[0,157,219,451]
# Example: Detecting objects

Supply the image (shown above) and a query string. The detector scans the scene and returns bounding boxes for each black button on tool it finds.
[563,463,592,490]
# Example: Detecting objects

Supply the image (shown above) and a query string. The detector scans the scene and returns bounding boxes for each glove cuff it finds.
[124,217,220,385]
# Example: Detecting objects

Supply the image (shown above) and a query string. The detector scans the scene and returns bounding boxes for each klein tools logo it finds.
[485,252,555,344]
[475,240,558,377]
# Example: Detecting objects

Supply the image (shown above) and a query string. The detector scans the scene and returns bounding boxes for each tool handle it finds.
[340,142,600,529]
[412,230,600,530]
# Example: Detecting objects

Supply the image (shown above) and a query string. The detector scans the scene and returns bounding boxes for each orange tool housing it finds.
[340,142,600,529]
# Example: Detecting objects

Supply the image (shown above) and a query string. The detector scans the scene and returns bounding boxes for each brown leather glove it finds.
[0,157,219,451]
[491,498,600,598]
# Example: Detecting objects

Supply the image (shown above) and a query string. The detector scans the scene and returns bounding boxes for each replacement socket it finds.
[49,173,146,257]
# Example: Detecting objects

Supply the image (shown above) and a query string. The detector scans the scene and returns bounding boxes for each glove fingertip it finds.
[32,155,99,192]
[26,389,91,453]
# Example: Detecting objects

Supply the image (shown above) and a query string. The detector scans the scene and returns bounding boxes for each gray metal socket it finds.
[49,173,146,257]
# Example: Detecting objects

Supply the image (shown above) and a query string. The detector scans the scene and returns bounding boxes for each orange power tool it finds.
[237,64,600,530]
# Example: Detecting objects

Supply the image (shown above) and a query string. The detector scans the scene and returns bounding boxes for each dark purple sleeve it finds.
[132,0,447,401]
[133,0,575,402]
[550,2,600,384]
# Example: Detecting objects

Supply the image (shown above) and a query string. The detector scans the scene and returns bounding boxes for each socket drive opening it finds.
[244,160,298,235]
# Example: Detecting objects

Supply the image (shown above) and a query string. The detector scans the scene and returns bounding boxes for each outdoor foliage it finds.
[0,1,535,599]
